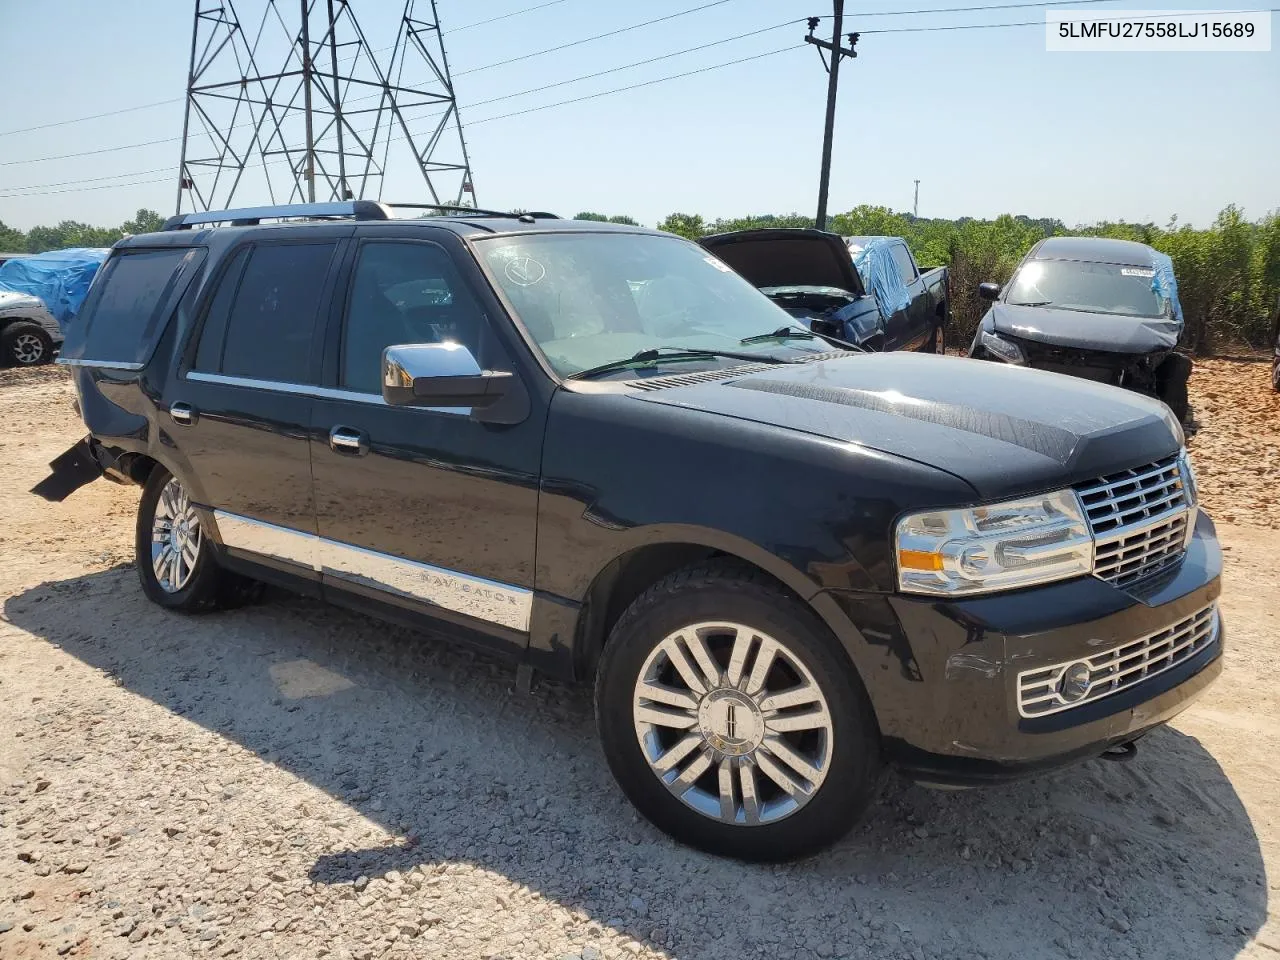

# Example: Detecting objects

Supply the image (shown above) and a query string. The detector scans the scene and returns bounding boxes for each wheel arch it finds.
[569,526,864,687]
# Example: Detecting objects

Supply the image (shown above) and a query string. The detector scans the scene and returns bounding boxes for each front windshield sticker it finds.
[504,257,546,286]
[1121,268,1155,278]
[703,255,732,273]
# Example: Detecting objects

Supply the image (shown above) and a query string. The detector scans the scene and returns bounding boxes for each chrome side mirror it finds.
[381,342,512,408]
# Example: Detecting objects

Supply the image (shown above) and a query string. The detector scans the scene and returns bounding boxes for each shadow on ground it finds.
[5,567,1267,960]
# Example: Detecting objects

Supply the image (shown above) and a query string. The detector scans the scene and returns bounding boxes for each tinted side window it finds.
[79,248,201,364]
[890,241,921,284]
[890,243,917,285]
[221,242,335,384]
[342,241,491,393]
[193,247,249,372]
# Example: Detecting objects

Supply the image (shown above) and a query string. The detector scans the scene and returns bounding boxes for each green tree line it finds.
[655,205,1280,353]
[0,209,167,257]
[4,205,1275,352]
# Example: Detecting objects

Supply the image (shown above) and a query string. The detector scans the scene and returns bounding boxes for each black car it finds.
[36,202,1223,861]
[971,237,1192,421]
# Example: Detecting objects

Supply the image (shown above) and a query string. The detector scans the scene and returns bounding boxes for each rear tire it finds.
[135,466,260,612]
[2,321,53,367]
[594,561,882,861]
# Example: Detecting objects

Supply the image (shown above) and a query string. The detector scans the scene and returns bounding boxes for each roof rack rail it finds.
[161,201,561,231]
[385,203,560,223]
[162,200,393,231]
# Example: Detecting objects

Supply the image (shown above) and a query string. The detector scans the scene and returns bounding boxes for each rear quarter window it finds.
[62,247,205,367]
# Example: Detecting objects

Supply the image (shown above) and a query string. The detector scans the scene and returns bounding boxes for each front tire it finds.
[2,321,54,366]
[135,467,258,611]
[595,562,882,861]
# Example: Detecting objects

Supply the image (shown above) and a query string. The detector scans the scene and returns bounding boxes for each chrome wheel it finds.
[632,621,834,826]
[151,478,201,593]
[13,332,44,364]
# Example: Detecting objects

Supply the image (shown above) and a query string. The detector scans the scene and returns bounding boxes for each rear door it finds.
[174,231,346,584]
[306,231,545,657]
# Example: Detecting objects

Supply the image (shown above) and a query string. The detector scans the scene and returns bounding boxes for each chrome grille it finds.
[1076,454,1192,587]
[1017,602,1218,718]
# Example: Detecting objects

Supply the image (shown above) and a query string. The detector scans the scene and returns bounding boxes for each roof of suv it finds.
[1030,236,1156,266]
[116,212,661,250]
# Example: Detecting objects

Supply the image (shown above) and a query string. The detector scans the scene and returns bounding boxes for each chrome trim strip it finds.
[1016,602,1218,718]
[213,511,316,569]
[318,538,531,632]
[185,371,467,413]
[211,510,531,632]
[56,358,146,371]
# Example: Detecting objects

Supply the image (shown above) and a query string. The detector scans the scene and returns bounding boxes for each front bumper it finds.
[824,510,1223,786]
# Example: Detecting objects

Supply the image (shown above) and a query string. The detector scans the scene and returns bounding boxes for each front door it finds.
[308,236,545,655]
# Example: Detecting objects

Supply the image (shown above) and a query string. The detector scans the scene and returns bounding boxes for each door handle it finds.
[329,425,368,456]
[170,402,197,426]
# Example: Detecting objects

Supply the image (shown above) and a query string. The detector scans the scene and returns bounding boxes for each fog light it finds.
[1057,662,1092,703]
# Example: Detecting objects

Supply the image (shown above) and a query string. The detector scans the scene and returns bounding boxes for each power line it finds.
[0,0,1130,142]
[1,13,801,181]
[453,0,742,76]
[449,0,571,32]
[468,44,801,126]
[0,43,801,199]
[0,0,575,141]
[0,99,183,139]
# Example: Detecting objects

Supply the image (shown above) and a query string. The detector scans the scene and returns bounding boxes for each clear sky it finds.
[0,0,1276,231]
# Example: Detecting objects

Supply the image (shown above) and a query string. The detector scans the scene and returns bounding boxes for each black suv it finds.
[37,202,1224,861]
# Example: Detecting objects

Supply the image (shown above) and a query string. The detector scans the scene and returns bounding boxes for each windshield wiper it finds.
[739,326,817,345]
[1012,300,1053,307]
[566,346,790,381]
[742,325,867,353]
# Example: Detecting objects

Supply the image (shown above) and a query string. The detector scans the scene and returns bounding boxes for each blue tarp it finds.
[1149,250,1184,327]
[0,247,109,326]
[847,237,910,322]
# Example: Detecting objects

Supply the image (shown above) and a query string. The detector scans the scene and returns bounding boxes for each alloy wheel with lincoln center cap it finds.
[632,621,834,826]
[151,477,202,592]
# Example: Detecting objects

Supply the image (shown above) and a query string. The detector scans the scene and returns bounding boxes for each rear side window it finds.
[890,243,917,285]
[200,242,336,384]
[71,248,204,366]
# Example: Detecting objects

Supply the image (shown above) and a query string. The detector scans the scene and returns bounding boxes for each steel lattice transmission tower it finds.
[176,0,476,214]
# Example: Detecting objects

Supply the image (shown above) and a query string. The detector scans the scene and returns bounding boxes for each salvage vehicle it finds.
[35,203,1222,861]
[0,247,108,366]
[697,228,948,352]
[970,237,1192,421]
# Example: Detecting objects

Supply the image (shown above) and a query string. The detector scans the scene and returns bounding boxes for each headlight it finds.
[1178,449,1199,547]
[895,489,1093,596]
[979,330,1026,365]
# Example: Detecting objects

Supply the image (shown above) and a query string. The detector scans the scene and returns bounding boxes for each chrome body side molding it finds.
[212,511,531,632]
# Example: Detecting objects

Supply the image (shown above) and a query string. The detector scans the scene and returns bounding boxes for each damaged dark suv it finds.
[971,237,1192,421]
[36,203,1223,861]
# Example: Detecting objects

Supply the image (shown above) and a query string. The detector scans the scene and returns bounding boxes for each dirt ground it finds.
[0,361,1278,960]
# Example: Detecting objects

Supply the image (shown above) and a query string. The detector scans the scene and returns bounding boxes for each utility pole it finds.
[913,179,920,218]
[806,4,858,231]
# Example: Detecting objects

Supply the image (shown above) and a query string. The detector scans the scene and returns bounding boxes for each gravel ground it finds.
[1,362,1278,960]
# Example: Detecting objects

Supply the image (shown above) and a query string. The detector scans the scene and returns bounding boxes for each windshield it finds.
[474,232,835,377]
[1005,259,1168,318]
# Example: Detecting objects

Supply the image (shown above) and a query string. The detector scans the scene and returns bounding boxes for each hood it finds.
[631,352,1181,500]
[0,290,47,313]
[698,229,865,298]
[990,302,1181,353]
